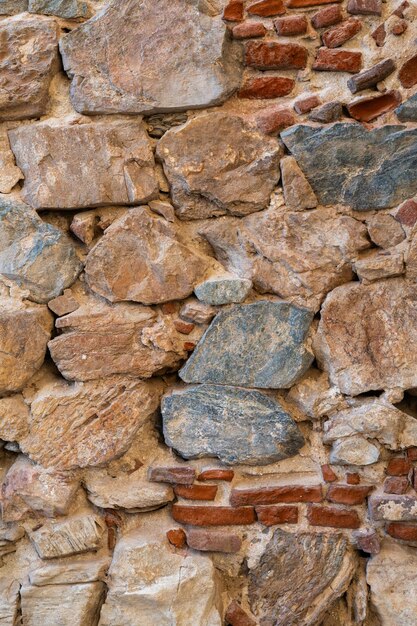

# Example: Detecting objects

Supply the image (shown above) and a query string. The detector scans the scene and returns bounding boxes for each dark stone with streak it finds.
[396,93,417,121]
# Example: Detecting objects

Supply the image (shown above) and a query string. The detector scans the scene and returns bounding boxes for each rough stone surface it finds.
[28,0,89,18]
[162,385,304,465]
[29,556,110,586]
[0,1,28,12]
[280,156,318,210]
[0,394,29,442]
[287,369,346,419]
[366,214,405,248]
[180,301,314,388]
[27,513,105,559]
[194,275,252,305]
[368,494,417,522]
[157,112,282,219]
[396,92,417,121]
[59,0,241,114]
[329,436,380,466]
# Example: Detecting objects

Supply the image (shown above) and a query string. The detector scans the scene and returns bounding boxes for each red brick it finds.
[186,529,241,553]
[294,95,321,114]
[307,505,361,529]
[386,457,412,476]
[254,106,295,134]
[238,76,295,99]
[172,504,255,526]
[232,22,267,39]
[346,472,360,485]
[223,0,244,21]
[313,48,362,73]
[174,484,218,501]
[255,505,298,526]
[322,18,361,48]
[353,529,380,554]
[148,466,195,485]
[286,0,341,6]
[347,0,381,15]
[384,476,409,495]
[395,200,417,227]
[386,522,417,543]
[247,0,285,16]
[407,447,417,461]
[371,23,386,47]
[327,484,373,505]
[197,469,234,482]
[347,91,401,123]
[390,19,408,36]
[399,54,417,89]
[274,14,308,35]
[225,601,256,626]
[183,341,196,351]
[311,5,343,28]
[321,464,338,483]
[393,0,409,18]
[230,485,323,506]
[173,319,194,335]
[167,528,186,548]
[245,41,308,70]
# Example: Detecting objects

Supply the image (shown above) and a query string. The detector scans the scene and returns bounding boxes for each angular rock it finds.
[0,296,52,394]
[280,156,318,210]
[179,300,216,325]
[0,16,59,120]
[20,376,164,470]
[162,385,304,465]
[29,556,110,586]
[0,199,81,303]
[59,0,241,114]
[366,214,405,249]
[47,290,79,317]
[203,207,370,311]
[281,123,417,210]
[0,1,28,12]
[48,300,188,382]
[148,466,196,485]
[287,369,346,419]
[8,120,158,210]
[194,275,252,305]
[396,92,417,121]
[186,529,241,553]
[180,301,314,388]
[28,0,89,18]
[85,207,208,305]
[248,529,355,626]
[0,394,29,442]
[0,580,20,626]
[27,513,105,559]
[329,436,380,465]
[369,494,417,522]
[308,101,343,123]
[314,279,417,395]
[0,130,23,193]
[157,112,282,219]
[354,250,404,282]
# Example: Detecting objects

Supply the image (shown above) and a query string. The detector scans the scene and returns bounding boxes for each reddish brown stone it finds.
[223,0,244,21]
[225,601,256,626]
[294,95,321,114]
[322,18,361,48]
[247,0,285,16]
[395,200,417,227]
[353,529,380,554]
[255,505,299,526]
[414,469,417,491]
[346,473,360,485]
[311,5,343,28]
[307,505,361,529]
[347,91,401,123]
[173,319,195,335]
[308,101,342,123]
[347,0,381,14]
[174,484,218,501]
[186,529,241,553]
[347,59,396,94]
[393,0,409,17]
[183,341,196,351]
[254,106,295,134]
[232,22,267,39]
[238,76,295,99]
[407,447,417,461]
[371,23,386,47]
[167,528,186,548]
[245,41,308,70]
[230,485,323,506]
[386,522,417,543]
[386,457,412,476]
[313,48,362,73]
[399,54,417,88]
[286,0,341,6]
[390,19,408,36]
[172,504,255,526]
[197,469,235,482]
[384,476,409,495]
[327,484,373,505]
[148,467,195,485]
[274,14,308,35]
[321,464,338,483]
[161,302,178,314]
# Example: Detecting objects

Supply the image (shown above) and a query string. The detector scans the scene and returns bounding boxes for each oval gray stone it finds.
[162,385,304,466]
[194,275,252,305]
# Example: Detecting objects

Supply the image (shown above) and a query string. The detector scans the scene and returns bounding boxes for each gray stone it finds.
[281,123,417,210]
[396,93,417,122]
[162,385,304,465]
[29,0,89,18]
[59,0,241,115]
[0,0,28,13]
[0,199,81,303]
[180,301,314,388]
[329,436,380,466]
[194,275,252,305]
[368,494,417,522]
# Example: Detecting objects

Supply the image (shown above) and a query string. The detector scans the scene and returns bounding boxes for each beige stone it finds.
[0,130,23,193]
[0,394,29,441]
[29,555,110,586]
[27,513,105,559]
[0,580,20,626]
[354,249,404,282]
[366,214,405,249]
[329,436,380,466]
[286,368,347,419]
[280,156,318,211]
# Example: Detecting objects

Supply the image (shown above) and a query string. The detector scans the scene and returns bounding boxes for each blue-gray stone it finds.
[0,199,82,303]
[28,0,88,18]
[281,123,417,211]
[162,385,304,465]
[179,300,314,388]
[194,275,252,305]
[396,93,417,122]
[0,0,28,14]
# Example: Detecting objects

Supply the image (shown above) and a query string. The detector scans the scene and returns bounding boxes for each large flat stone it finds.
[27,513,105,559]
[157,112,282,219]
[162,385,304,465]
[180,301,314,388]
[59,0,241,115]
[281,123,417,210]
[8,120,158,210]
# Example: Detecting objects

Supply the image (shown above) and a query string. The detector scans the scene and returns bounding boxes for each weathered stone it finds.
[396,92,417,121]
[180,300,216,325]
[369,494,417,522]
[29,556,110,586]
[194,274,252,305]
[59,0,241,114]
[0,200,81,303]
[0,394,29,442]
[180,301,314,388]
[48,290,79,317]
[148,466,195,485]
[28,0,89,18]
[225,601,256,626]
[166,528,186,549]
[48,299,188,382]
[162,385,304,465]
[352,529,380,554]
[347,58,396,93]
[249,529,355,626]
[0,580,20,626]
[287,369,346,419]
[354,250,404,282]
[314,279,417,395]
[203,207,370,311]
[280,156,318,210]
[281,123,417,210]
[20,376,164,470]
[0,0,28,13]
[367,541,417,625]
[98,528,222,625]
[366,214,405,249]
[308,101,343,123]
[157,112,282,219]
[9,120,158,210]
[384,476,409,494]
[0,296,52,394]
[85,207,208,305]
[0,16,58,120]
[27,513,105,559]
[0,130,23,193]
[329,436,380,466]
[186,529,241,553]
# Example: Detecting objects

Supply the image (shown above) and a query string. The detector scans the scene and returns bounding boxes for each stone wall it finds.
[0,0,416,624]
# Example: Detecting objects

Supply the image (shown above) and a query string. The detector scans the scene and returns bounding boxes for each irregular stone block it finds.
[0,129,23,193]
[47,290,79,317]
[157,112,282,219]
[367,213,405,248]
[194,275,252,305]
[287,369,346,419]
[329,436,380,465]
[29,556,110,586]
[27,514,105,559]
[162,385,304,465]
[225,601,256,626]
[0,0,28,13]
[308,101,343,123]
[0,580,20,626]
[280,156,318,210]
[8,120,158,210]
[0,394,29,442]
[347,58,396,93]
[396,92,417,121]
[148,466,195,485]
[28,0,89,18]
[354,249,404,282]
[180,301,314,388]
[186,529,241,553]
[281,123,417,210]
[59,0,241,115]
